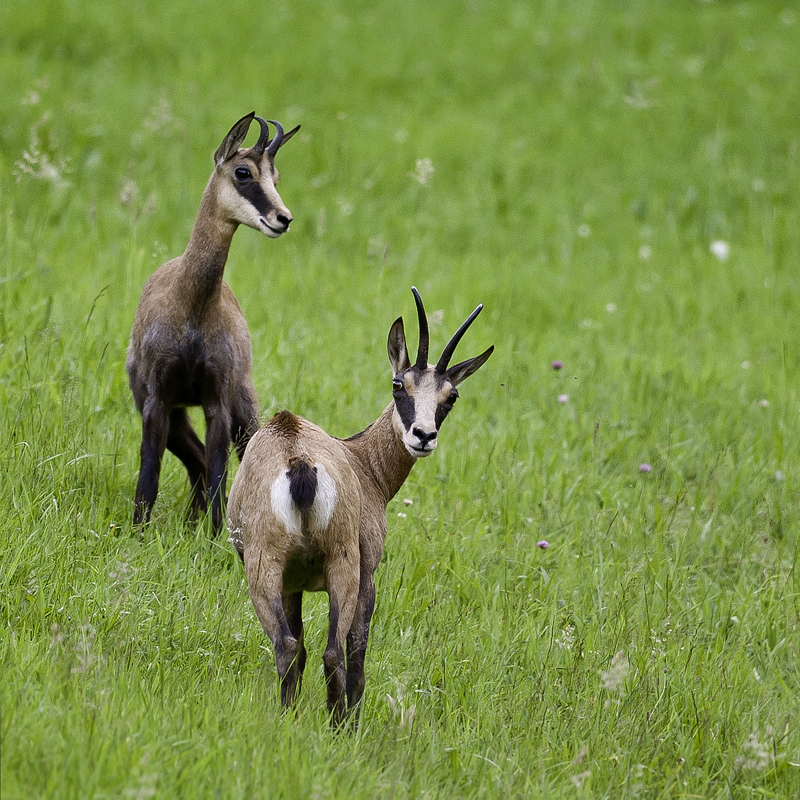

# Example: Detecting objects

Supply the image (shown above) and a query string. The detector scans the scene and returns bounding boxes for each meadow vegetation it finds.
[1,0,799,797]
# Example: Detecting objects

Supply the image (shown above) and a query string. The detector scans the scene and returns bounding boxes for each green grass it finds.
[2,0,800,797]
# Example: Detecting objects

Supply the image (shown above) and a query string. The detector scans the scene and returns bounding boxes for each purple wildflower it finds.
[551,360,564,371]
[537,540,549,550]
[639,463,652,473]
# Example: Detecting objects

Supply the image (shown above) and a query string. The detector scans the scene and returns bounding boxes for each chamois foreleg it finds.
[345,573,376,723]
[133,396,170,524]
[282,591,307,705]
[230,381,259,461]
[245,550,299,707]
[166,408,206,519]
[323,558,359,726]
[204,404,233,531]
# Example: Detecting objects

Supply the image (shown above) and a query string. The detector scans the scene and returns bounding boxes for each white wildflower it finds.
[555,624,575,651]
[600,651,629,691]
[409,158,434,185]
[710,240,730,261]
[735,728,774,771]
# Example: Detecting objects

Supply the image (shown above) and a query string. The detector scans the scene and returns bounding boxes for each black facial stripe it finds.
[234,179,274,217]
[435,402,453,429]
[394,392,416,430]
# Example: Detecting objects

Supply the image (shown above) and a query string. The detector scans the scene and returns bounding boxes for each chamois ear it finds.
[446,345,494,387]
[214,112,255,166]
[265,121,301,158]
[387,317,411,374]
[277,124,301,149]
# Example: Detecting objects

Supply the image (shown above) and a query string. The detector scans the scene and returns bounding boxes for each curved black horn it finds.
[252,117,271,157]
[435,304,483,374]
[266,119,285,157]
[412,286,429,369]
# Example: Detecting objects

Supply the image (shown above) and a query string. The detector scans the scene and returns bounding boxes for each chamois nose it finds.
[276,212,292,230]
[412,428,437,446]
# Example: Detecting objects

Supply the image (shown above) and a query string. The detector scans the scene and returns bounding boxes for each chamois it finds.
[126,112,299,531]
[227,287,493,725]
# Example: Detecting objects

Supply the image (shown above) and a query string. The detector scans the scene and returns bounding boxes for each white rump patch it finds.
[270,463,337,535]
[308,463,337,532]
[270,473,302,537]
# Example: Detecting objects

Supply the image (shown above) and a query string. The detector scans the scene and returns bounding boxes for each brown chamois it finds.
[126,112,300,531]
[227,287,493,726]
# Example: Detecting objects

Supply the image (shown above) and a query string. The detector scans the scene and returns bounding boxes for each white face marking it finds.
[215,155,292,238]
[392,404,432,458]
[392,369,454,458]
[255,171,292,237]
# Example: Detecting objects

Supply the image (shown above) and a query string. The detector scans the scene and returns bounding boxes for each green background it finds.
[2,1,799,797]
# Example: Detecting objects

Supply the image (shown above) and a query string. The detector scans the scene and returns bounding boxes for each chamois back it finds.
[127,112,300,531]
[227,287,493,726]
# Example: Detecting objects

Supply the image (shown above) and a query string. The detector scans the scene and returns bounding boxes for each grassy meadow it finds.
[2,0,800,796]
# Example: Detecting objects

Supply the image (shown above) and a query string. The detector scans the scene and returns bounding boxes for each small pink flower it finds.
[537,540,549,549]
[639,463,652,473]
[557,394,569,404]
[551,360,564,371]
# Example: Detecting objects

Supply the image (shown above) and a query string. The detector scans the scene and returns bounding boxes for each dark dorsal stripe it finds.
[269,410,303,438]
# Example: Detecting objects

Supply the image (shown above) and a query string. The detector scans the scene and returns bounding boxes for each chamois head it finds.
[387,287,493,458]
[212,112,300,238]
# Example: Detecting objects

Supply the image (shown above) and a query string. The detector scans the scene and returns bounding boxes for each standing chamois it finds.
[127,112,299,531]
[227,287,493,726]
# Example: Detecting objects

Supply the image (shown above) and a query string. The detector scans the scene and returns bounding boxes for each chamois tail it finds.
[287,458,317,512]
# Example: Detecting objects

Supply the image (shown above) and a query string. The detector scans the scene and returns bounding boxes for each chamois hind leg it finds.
[244,549,298,708]
[323,557,359,726]
[204,404,233,532]
[133,396,169,525]
[346,573,376,725]
[166,408,206,520]
[231,381,259,461]
[282,592,307,706]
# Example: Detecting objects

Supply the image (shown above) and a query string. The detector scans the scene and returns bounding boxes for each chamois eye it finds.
[234,167,252,181]
[392,379,404,393]
[448,389,459,404]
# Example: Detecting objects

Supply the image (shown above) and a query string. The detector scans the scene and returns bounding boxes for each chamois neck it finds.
[343,403,416,506]
[180,178,238,303]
